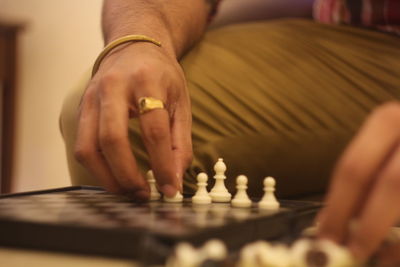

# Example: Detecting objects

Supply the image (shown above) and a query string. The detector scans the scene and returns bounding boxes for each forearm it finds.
[102,0,212,58]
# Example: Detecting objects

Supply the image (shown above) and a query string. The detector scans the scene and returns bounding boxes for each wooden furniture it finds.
[0,21,24,194]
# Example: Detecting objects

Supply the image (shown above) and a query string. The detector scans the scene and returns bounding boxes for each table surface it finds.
[0,247,143,267]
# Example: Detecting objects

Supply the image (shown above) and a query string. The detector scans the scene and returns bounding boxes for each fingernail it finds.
[161,184,177,198]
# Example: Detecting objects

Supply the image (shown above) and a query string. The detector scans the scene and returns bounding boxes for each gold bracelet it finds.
[91,34,162,77]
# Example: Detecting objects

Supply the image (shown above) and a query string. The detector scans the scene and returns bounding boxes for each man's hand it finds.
[318,102,400,261]
[74,42,192,200]
[72,0,211,200]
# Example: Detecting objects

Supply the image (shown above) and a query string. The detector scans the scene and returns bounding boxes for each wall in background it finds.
[0,0,103,192]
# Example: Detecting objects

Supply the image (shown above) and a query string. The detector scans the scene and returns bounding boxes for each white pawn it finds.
[166,242,199,267]
[290,239,355,267]
[146,170,161,201]
[164,191,184,203]
[209,158,232,202]
[231,175,252,208]
[258,243,292,267]
[258,176,280,210]
[192,172,212,204]
[200,239,227,262]
[238,243,259,267]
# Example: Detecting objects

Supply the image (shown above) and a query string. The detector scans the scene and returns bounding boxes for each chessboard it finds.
[0,186,321,264]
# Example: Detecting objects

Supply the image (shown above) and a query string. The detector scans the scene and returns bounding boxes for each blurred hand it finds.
[74,42,192,200]
[318,102,400,261]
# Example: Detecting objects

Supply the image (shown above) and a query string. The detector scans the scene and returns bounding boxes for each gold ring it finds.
[138,97,165,114]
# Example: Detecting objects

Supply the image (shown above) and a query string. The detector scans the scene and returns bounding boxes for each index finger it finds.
[318,104,400,243]
[139,107,180,197]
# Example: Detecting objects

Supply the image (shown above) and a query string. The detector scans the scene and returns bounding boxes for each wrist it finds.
[105,27,178,59]
[92,35,165,77]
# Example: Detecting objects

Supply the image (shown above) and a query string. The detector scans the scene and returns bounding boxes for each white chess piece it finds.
[146,170,161,201]
[192,172,212,204]
[209,158,231,202]
[258,243,292,267]
[258,176,280,210]
[231,175,252,208]
[166,242,199,267]
[315,240,355,267]
[290,239,313,267]
[238,243,259,267]
[239,241,291,267]
[200,239,227,262]
[164,191,183,203]
[290,239,355,267]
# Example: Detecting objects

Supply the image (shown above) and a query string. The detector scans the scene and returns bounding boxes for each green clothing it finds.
[60,19,400,199]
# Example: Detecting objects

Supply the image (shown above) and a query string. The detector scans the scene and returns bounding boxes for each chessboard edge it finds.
[0,185,105,198]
